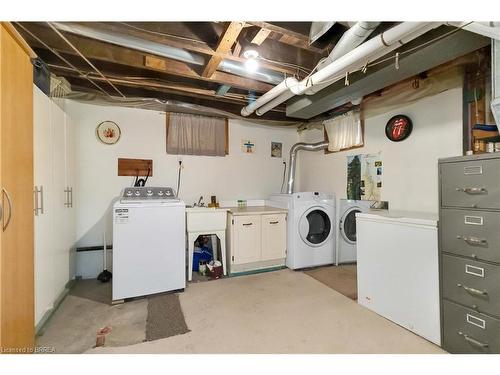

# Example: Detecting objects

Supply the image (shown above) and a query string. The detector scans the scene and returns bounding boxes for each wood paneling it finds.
[0,23,35,352]
[117,158,153,177]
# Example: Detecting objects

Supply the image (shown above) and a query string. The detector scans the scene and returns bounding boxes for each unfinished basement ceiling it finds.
[15,22,489,124]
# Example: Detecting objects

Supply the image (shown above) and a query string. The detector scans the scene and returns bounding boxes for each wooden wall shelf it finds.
[118,158,153,177]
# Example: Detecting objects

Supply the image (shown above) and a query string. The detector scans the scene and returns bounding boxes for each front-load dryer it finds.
[337,199,374,264]
[269,192,335,269]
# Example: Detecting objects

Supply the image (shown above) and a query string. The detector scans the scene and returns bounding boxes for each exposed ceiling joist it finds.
[18,23,274,93]
[47,63,250,105]
[202,21,245,78]
[247,22,309,43]
[68,78,289,121]
[251,28,272,45]
[143,55,273,92]
[89,21,296,75]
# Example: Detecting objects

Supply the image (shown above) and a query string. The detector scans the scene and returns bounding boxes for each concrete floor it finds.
[85,269,445,354]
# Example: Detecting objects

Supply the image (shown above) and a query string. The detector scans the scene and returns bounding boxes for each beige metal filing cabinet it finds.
[226,206,287,274]
[439,154,500,353]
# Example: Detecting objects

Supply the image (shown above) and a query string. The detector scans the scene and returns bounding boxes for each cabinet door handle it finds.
[456,187,487,194]
[34,186,39,216]
[64,187,71,207]
[2,188,13,232]
[242,223,253,226]
[70,187,73,208]
[458,331,489,348]
[456,235,487,245]
[457,283,488,296]
[40,186,44,214]
[33,186,44,215]
[269,221,279,224]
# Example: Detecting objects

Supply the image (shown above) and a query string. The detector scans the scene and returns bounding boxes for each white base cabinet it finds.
[226,207,287,274]
[33,87,76,327]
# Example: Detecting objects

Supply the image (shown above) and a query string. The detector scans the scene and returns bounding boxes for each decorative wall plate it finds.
[96,121,121,145]
[385,115,413,142]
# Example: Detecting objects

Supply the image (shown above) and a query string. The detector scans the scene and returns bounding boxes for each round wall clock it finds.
[385,115,413,142]
[96,121,121,145]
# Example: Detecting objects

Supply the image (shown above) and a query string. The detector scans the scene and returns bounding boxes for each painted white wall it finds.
[65,100,299,248]
[297,87,463,214]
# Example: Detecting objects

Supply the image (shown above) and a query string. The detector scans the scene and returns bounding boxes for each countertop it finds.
[226,205,288,216]
[356,210,438,227]
[185,207,229,213]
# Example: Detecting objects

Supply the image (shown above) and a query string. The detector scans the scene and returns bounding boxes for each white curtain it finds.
[323,110,363,152]
[166,112,226,156]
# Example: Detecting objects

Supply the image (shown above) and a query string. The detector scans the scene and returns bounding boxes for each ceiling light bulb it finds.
[245,58,259,72]
[243,49,259,59]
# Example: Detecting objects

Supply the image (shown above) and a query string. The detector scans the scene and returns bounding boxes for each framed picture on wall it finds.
[271,142,282,158]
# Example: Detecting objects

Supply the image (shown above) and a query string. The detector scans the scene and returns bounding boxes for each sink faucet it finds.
[194,196,205,207]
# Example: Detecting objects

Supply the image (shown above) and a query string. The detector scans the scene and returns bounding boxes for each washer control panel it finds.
[122,187,176,200]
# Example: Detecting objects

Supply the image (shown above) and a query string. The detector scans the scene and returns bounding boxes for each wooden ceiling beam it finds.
[49,64,249,105]
[143,55,273,92]
[247,22,309,42]
[80,22,296,75]
[18,23,274,92]
[202,21,245,78]
[251,28,272,46]
[247,22,324,53]
[67,77,289,121]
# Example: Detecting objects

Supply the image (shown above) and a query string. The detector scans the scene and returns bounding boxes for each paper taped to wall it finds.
[347,153,382,201]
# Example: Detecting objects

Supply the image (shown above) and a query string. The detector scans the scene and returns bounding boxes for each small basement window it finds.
[323,110,364,153]
[166,112,228,156]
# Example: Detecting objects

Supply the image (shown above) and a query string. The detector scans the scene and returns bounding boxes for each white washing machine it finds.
[337,199,374,264]
[113,187,186,301]
[269,192,335,269]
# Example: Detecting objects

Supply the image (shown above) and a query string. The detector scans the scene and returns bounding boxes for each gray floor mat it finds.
[146,293,190,341]
[69,278,112,305]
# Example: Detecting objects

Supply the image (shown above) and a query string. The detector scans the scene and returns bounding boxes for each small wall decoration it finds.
[271,142,282,158]
[96,121,121,145]
[385,114,413,142]
[241,139,256,154]
[346,153,383,201]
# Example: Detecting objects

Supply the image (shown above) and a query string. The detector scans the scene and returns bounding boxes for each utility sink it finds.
[185,207,229,282]
[186,207,229,232]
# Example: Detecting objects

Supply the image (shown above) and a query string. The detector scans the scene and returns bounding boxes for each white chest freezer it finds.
[356,210,441,345]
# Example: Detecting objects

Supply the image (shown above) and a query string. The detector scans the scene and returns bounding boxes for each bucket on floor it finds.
[207,260,223,279]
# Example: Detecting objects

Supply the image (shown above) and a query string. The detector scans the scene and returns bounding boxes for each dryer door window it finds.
[299,208,332,246]
[341,208,361,244]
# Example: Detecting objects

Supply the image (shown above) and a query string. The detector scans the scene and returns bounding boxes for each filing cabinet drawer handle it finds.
[456,235,487,245]
[269,221,279,224]
[456,187,487,194]
[242,223,253,226]
[457,283,488,296]
[458,331,489,348]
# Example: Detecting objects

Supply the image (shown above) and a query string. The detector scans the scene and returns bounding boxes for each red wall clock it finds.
[385,115,413,142]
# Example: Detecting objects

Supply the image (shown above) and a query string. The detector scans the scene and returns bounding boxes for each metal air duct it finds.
[51,23,285,85]
[218,60,284,85]
[286,141,329,194]
[52,22,206,66]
